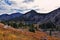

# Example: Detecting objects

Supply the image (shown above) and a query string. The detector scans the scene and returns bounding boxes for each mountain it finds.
[8,12,23,20]
[22,10,48,24]
[50,8,60,26]
[22,8,60,25]
[0,14,9,21]
[0,8,60,26]
[0,12,23,21]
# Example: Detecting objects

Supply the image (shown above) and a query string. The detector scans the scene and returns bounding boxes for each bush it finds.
[29,28,35,32]
[28,24,35,32]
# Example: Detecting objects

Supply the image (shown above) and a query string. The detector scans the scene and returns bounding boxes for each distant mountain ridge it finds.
[0,12,23,21]
[0,8,60,26]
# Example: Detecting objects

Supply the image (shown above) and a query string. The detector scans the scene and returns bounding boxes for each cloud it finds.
[4,0,12,5]
[23,0,34,3]
[0,0,60,14]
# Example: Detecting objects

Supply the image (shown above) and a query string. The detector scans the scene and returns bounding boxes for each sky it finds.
[0,0,60,14]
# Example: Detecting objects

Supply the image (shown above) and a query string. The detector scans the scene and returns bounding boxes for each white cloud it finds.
[0,0,60,14]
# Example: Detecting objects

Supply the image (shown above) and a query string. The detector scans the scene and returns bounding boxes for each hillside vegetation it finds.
[0,23,60,40]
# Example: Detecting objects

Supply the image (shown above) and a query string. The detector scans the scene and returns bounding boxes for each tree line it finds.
[0,20,60,36]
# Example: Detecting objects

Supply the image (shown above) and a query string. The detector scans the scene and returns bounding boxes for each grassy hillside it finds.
[0,23,60,40]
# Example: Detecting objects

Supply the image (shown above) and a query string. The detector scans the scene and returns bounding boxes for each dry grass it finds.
[0,23,60,40]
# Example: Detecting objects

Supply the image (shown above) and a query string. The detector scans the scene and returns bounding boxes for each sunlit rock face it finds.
[0,0,60,14]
